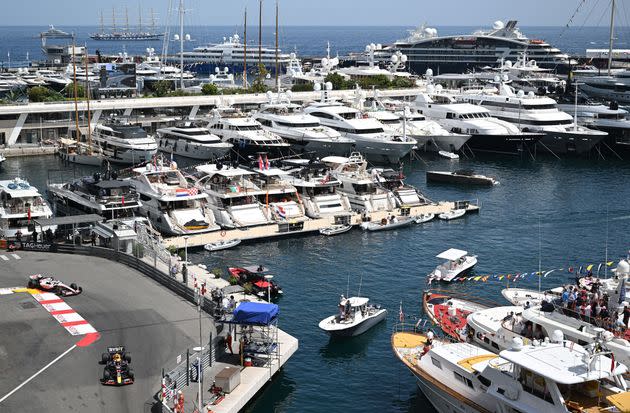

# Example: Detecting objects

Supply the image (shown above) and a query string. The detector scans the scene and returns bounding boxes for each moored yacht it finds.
[428,249,477,283]
[0,178,57,239]
[412,88,541,156]
[392,328,629,413]
[206,108,290,158]
[92,122,158,165]
[457,81,607,155]
[254,95,355,156]
[128,161,219,236]
[156,124,232,160]
[370,167,429,207]
[322,152,396,213]
[193,163,272,228]
[319,296,387,337]
[281,159,353,220]
[47,172,140,219]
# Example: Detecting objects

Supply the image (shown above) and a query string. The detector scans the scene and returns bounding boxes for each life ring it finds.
[220,230,226,237]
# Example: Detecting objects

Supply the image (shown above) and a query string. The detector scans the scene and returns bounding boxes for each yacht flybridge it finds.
[92,122,158,165]
[156,124,232,160]
[0,178,57,239]
[128,161,219,236]
[322,153,396,213]
[194,163,272,228]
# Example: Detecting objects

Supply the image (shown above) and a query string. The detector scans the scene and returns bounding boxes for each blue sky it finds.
[2,0,620,27]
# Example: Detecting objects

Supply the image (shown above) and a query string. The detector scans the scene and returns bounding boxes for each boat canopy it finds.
[345,296,369,307]
[232,302,279,325]
[436,248,468,261]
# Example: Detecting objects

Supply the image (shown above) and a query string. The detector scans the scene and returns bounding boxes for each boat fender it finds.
[220,230,226,237]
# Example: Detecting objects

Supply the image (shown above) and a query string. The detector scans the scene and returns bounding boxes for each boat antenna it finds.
[357,274,363,297]
[275,0,279,92]
[178,0,185,90]
[608,0,616,76]
[346,273,350,298]
[605,206,609,279]
[243,7,248,88]
[538,217,542,293]
[258,0,263,70]
[84,46,92,155]
[71,43,81,146]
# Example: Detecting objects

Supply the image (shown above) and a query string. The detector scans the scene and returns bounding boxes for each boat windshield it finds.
[235,125,262,131]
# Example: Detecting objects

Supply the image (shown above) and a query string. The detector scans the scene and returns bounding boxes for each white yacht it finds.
[319,296,387,337]
[254,95,356,156]
[457,81,608,155]
[281,159,353,220]
[576,70,630,104]
[92,122,158,165]
[47,172,140,220]
[128,162,219,236]
[0,178,57,239]
[305,100,416,163]
[206,108,290,157]
[427,248,477,283]
[392,329,629,413]
[322,153,396,213]
[370,167,428,207]
[194,163,272,228]
[156,124,232,160]
[35,69,71,91]
[412,88,542,156]
[245,163,308,224]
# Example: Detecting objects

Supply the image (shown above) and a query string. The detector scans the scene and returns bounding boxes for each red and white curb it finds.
[29,290,98,336]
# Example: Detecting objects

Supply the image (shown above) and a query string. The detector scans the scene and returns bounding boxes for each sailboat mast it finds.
[607,0,616,75]
[138,5,142,31]
[125,7,130,32]
[71,44,80,145]
[112,7,116,32]
[538,217,542,293]
[275,0,279,90]
[258,0,262,70]
[179,0,184,90]
[243,8,248,88]
[84,47,92,154]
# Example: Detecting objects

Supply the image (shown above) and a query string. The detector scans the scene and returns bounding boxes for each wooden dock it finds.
[164,201,480,249]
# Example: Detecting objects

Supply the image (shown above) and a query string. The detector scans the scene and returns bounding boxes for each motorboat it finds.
[254,94,356,156]
[322,153,396,213]
[370,167,429,207]
[412,88,542,156]
[360,215,414,231]
[206,108,290,157]
[128,161,220,236]
[413,213,434,224]
[501,287,564,307]
[319,224,352,236]
[156,124,232,160]
[438,150,459,159]
[227,266,283,298]
[92,122,158,165]
[438,209,466,220]
[204,239,241,252]
[280,158,353,220]
[305,90,416,163]
[35,69,71,92]
[422,291,489,342]
[58,138,106,167]
[39,25,74,40]
[47,172,140,220]
[379,19,572,75]
[0,178,57,239]
[318,296,387,337]
[457,80,607,155]
[466,305,532,353]
[193,163,272,228]
[392,328,629,413]
[427,248,477,282]
[426,170,499,186]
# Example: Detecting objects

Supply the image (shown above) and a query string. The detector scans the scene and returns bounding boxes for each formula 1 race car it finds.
[99,346,134,386]
[27,274,83,297]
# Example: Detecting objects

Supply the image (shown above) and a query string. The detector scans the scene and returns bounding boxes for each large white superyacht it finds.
[156,124,232,160]
[128,161,219,236]
[0,178,57,239]
[92,122,158,165]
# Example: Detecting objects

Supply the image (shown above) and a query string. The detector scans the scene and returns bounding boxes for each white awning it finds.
[436,248,468,261]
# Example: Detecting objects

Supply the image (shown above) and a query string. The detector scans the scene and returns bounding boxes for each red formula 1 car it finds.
[27,274,83,296]
[100,346,134,386]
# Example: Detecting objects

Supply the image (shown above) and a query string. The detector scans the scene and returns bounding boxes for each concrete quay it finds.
[165,201,479,249]
[0,144,57,157]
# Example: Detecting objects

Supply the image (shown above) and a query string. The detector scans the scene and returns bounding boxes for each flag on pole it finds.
[27,207,31,223]
[258,155,264,171]
[264,155,270,170]
[586,264,593,272]
[121,195,125,206]
[611,352,616,372]
[399,301,404,322]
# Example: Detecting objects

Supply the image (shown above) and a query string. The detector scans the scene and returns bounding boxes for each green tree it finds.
[290,83,314,92]
[63,82,85,99]
[358,74,391,90]
[391,76,416,89]
[201,83,220,95]
[27,86,64,103]
[250,63,269,93]
[324,73,348,91]
[151,80,173,97]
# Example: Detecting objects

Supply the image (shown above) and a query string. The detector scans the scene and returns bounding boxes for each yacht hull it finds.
[352,140,415,164]
[59,151,104,166]
[415,375,480,413]
[539,130,606,155]
[286,139,355,157]
[157,139,232,160]
[421,134,471,153]
[465,133,541,156]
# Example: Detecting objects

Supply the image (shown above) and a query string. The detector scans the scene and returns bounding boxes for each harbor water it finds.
[2,153,629,412]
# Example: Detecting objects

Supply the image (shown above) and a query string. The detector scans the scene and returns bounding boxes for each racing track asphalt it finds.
[0,251,215,413]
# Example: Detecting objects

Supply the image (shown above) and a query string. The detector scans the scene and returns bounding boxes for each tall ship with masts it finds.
[90,7,163,41]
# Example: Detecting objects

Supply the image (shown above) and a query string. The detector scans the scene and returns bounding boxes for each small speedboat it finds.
[438,150,459,160]
[360,216,414,231]
[413,213,435,224]
[228,266,283,297]
[427,248,477,282]
[501,287,563,307]
[422,291,489,342]
[318,296,387,337]
[319,224,352,236]
[204,239,241,252]
[438,209,466,220]
[427,170,499,186]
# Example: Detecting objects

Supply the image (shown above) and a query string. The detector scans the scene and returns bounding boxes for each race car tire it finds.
[128,369,135,381]
[27,279,37,289]
[101,353,110,364]
[70,283,78,291]
[103,369,111,380]
[124,354,131,363]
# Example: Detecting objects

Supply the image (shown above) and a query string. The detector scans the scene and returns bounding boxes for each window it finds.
[477,375,491,387]
[453,372,474,388]
[431,357,442,369]
[491,341,500,350]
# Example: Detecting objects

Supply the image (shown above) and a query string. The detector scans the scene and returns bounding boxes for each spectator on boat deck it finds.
[228,295,236,311]
[576,292,585,308]
[522,322,534,340]
[568,289,577,310]
[533,325,544,341]
[594,301,602,318]
[600,305,610,320]
[584,304,592,320]
[345,299,352,319]
[524,301,532,310]
[561,288,569,307]
[624,306,630,328]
